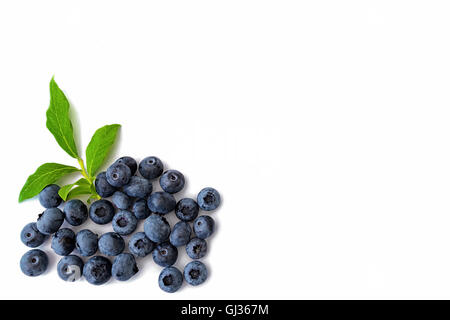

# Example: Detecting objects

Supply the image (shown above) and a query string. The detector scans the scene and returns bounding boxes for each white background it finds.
[0,0,450,299]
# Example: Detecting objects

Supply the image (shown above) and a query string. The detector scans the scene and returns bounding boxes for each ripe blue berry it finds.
[51,228,76,256]
[106,163,131,187]
[197,187,221,211]
[193,215,215,239]
[123,176,152,199]
[160,170,185,194]
[129,232,154,257]
[185,237,207,260]
[114,156,137,175]
[20,249,49,277]
[89,199,115,225]
[175,198,199,222]
[152,242,178,267]
[112,191,131,210]
[39,184,62,208]
[144,214,171,243]
[132,199,150,220]
[159,267,183,293]
[20,222,47,248]
[147,191,176,214]
[112,210,137,235]
[112,253,139,281]
[98,232,125,256]
[36,208,64,235]
[139,156,163,180]
[57,255,84,282]
[169,221,191,247]
[83,256,112,285]
[184,261,208,286]
[94,172,116,197]
[63,199,88,226]
[75,229,98,257]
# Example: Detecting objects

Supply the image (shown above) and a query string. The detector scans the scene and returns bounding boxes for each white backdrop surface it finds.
[1,1,450,299]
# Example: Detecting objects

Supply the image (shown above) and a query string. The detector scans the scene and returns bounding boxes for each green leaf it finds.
[46,77,79,159]
[58,178,90,200]
[85,124,121,176]
[67,185,92,200]
[18,163,80,202]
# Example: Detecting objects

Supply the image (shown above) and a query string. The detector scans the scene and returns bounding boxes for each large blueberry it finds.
[63,199,88,226]
[94,172,116,197]
[175,198,199,222]
[83,256,112,285]
[193,215,215,239]
[75,229,98,257]
[98,232,125,256]
[106,163,131,187]
[132,199,150,220]
[169,221,191,247]
[89,199,115,225]
[20,222,47,248]
[112,210,137,235]
[138,156,163,180]
[123,176,152,199]
[158,267,183,293]
[197,187,221,211]
[38,184,62,208]
[129,232,155,257]
[57,255,84,282]
[36,208,64,235]
[20,249,48,277]
[112,253,139,281]
[144,214,171,243]
[112,191,131,210]
[185,237,207,260]
[51,228,76,256]
[147,191,176,214]
[114,156,137,175]
[184,261,208,286]
[159,170,185,194]
[152,242,178,267]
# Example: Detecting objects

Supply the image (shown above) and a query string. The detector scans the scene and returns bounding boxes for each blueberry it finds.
[152,242,178,267]
[115,156,137,175]
[139,156,164,180]
[197,187,221,211]
[123,176,152,199]
[147,192,176,214]
[129,232,155,257]
[75,229,98,257]
[160,170,185,194]
[51,228,76,256]
[94,172,116,197]
[112,253,139,281]
[112,191,131,210]
[132,199,150,220]
[98,232,125,256]
[144,214,171,243]
[169,221,191,247]
[38,184,62,208]
[175,198,199,222]
[20,249,49,277]
[158,267,183,293]
[83,256,112,285]
[112,210,137,235]
[36,208,64,235]
[184,261,208,286]
[63,199,88,226]
[20,222,47,248]
[106,163,131,187]
[185,237,207,260]
[89,199,115,225]
[57,255,84,282]
[193,215,215,239]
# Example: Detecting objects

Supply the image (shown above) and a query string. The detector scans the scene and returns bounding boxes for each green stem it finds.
[77,158,92,183]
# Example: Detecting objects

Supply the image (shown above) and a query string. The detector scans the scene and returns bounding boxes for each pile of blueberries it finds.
[19,156,220,293]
